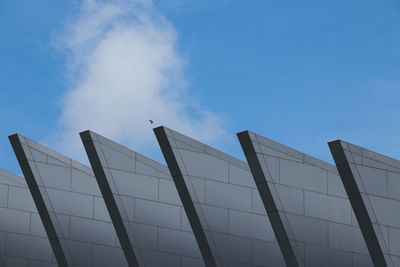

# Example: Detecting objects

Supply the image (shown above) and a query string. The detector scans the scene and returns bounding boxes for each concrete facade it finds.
[0,168,56,267]
[329,140,400,267]
[9,134,127,267]
[80,131,203,267]
[238,131,372,267]
[2,127,400,266]
[154,126,285,267]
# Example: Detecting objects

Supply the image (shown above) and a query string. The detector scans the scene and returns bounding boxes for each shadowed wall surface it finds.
[9,134,127,267]
[238,131,372,267]
[154,126,285,267]
[0,168,56,267]
[5,128,400,267]
[330,140,400,267]
[80,131,203,267]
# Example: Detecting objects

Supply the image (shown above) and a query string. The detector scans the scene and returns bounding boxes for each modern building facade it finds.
[238,131,371,266]
[0,126,396,266]
[329,140,400,267]
[154,127,284,267]
[0,168,55,266]
[9,134,126,267]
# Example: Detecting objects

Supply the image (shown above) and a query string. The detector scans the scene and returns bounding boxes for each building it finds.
[0,126,397,266]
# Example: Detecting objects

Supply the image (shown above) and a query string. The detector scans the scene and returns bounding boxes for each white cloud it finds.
[51,0,227,160]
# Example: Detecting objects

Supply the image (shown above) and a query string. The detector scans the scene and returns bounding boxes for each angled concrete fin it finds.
[80,130,203,267]
[154,126,285,267]
[238,131,372,267]
[0,168,56,267]
[9,134,127,267]
[329,140,400,267]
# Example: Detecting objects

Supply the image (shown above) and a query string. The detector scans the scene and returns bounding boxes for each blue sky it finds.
[1,0,400,174]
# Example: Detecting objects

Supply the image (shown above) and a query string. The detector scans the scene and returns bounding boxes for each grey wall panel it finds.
[154,126,285,267]
[9,134,127,267]
[329,140,400,267]
[80,130,204,267]
[0,168,57,267]
[238,131,372,267]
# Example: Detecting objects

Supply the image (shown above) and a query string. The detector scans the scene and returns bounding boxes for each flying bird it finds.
[149,120,154,125]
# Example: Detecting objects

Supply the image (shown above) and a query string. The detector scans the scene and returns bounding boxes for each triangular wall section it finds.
[154,126,285,267]
[238,131,372,267]
[329,140,400,267]
[80,130,203,267]
[9,134,127,267]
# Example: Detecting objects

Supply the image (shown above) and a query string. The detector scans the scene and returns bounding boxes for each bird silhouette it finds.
[149,120,154,125]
